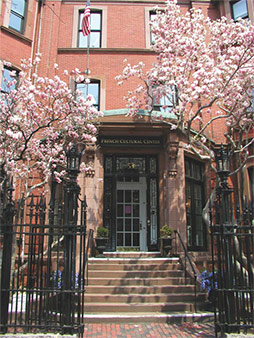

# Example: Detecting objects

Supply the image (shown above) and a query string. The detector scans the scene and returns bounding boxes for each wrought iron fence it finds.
[0,146,87,336]
[210,188,254,335]
[0,191,87,336]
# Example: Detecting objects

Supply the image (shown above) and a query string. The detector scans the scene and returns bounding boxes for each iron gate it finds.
[0,155,87,336]
[210,178,254,335]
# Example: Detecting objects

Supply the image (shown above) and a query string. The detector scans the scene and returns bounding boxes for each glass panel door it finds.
[116,178,146,250]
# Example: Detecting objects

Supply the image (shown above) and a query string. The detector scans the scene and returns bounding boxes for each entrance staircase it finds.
[84,252,212,323]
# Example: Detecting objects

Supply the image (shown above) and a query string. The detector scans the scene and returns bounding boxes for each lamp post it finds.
[214,144,230,188]
[62,144,82,334]
[214,144,230,189]
[213,144,235,330]
[66,144,82,177]
[214,144,233,224]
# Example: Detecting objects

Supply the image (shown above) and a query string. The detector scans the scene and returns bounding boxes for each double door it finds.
[103,155,158,252]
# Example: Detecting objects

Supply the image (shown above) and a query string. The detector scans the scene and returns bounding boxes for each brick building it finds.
[0,0,253,261]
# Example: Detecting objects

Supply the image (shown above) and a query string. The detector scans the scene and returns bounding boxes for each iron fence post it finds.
[214,144,236,332]
[0,180,15,333]
[62,145,81,334]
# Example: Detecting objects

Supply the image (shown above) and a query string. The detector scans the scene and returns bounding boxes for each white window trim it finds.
[3,0,33,35]
[0,61,20,91]
[145,7,166,49]
[144,7,155,49]
[72,5,107,48]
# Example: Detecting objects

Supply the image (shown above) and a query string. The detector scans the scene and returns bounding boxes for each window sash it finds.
[150,12,156,45]
[153,85,177,113]
[231,0,248,20]
[9,0,26,33]
[78,11,102,48]
[76,81,100,110]
[1,67,18,94]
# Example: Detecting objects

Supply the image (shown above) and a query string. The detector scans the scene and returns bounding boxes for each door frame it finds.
[103,154,159,252]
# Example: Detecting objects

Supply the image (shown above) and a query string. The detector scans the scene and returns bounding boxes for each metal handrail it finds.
[85,229,94,286]
[174,230,198,312]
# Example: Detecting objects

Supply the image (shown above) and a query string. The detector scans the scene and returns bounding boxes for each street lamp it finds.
[214,144,231,188]
[66,143,82,174]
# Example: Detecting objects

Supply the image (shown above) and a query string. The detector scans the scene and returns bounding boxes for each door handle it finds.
[139,222,142,230]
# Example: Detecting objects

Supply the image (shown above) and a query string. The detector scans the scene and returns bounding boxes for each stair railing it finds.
[85,229,94,286]
[174,230,198,312]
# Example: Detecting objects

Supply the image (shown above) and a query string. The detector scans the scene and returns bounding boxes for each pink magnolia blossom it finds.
[117,0,254,166]
[0,57,102,198]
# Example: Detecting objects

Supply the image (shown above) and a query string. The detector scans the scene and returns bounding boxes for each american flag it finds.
[82,0,90,36]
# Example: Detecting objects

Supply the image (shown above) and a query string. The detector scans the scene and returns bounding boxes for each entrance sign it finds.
[100,136,162,147]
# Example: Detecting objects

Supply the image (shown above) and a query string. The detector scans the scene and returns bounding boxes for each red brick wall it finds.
[0,0,228,141]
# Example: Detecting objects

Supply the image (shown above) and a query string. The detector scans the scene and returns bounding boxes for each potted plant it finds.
[160,225,174,256]
[95,226,109,257]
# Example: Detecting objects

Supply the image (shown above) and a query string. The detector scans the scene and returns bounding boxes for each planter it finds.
[160,237,172,257]
[95,237,108,257]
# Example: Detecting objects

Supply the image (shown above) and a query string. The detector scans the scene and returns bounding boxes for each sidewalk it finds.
[2,322,254,338]
[0,322,217,338]
[83,322,216,337]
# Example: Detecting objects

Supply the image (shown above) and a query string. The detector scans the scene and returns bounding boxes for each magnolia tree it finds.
[0,56,102,199]
[116,0,254,172]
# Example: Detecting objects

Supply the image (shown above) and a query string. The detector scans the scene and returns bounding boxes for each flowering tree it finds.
[116,0,254,170]
[0,56,102,199]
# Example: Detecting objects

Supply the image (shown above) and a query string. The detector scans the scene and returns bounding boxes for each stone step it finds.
[87,277,191,286]
[85,254,204,323]
[103,252,161,258]
[88,270,185,278]
[88,263,181,271]
[83,302,198,313]
[83,312,214,324]
[84,293,206,303]
[88,257,179,265]
[85,285,196,294]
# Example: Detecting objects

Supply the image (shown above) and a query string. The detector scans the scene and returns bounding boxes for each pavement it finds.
[0,321,218,338]
[83,322,216,337]
[2,321,254,338]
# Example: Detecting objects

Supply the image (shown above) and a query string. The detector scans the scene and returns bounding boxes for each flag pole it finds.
[82,0,91,75]
[86,34,90,75]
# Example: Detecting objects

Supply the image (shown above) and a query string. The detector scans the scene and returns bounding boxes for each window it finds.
[153,85,177,114]
[76,80,100,110]
[1,67,18,94]
[9,0,27,33]
[185,158,206,251]
[150,11,156,45]
[145,8,163,49]
[231,0,249,20]
[78,11,102,48]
